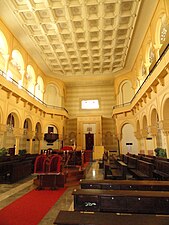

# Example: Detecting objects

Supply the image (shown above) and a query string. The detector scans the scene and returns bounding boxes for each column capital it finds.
[140,129,148,138]
[13,128,23,138]
[36,132,44,140]
[27,131,35,139]
[148,126,158,136]
[159,120,169,132]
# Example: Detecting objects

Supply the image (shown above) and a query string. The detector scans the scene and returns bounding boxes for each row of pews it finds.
[104,153,169,180]
[0,154,38,183]
[54,179,169,225]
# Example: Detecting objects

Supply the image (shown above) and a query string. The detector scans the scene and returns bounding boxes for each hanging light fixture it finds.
[7,113,14,133]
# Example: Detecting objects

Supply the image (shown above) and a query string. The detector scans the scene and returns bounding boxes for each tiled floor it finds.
[0,161,104,225]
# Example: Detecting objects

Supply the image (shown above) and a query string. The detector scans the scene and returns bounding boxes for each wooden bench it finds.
[72,189,169,214]
[0,159,32,183]
[140,156,154,164]
[153,160,169,180]
[130,159,154,180]
[80,179,169,191]
[54,210,169,225]
[123,155,137,169]
[104,160,127,180]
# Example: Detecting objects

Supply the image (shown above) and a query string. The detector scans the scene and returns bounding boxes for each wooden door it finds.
[85,132,94,150]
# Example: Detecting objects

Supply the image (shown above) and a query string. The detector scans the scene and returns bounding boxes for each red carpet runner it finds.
[0,188,67,225]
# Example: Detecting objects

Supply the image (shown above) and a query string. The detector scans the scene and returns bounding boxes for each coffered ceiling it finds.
[0,0,158,85]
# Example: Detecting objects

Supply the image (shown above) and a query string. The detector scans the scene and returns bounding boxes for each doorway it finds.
[85,132,94,150]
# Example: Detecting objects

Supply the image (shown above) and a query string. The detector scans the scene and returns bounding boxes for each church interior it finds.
[0,0,169,224]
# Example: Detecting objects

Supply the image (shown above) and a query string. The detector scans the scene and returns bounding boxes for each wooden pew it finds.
[130,159,154,180]
[72,189,169,214]
[80,179,169,191]
[153,160,169,180]
[141,156,154,164]
[104,160,127,180]
[54,210,169,225]
[123,155,137,169]
[0,159,32,183]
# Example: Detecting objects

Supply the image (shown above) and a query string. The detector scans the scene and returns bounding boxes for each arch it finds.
[0,30,9,73]
[35,122,42,134]
[142,115,148,129]
[26,65,36,96]
[35,75,44,101]
[44,83,61,107]
[163,98,169,120]
[11,49,24,81]
[0,30,8,55]
[6,110,21,129]
[44,124,59,134]
[23,118,33,135]
[150,108,159,126]
[121,123,138,155]
[159,14,168,44]
[117,80,134,105]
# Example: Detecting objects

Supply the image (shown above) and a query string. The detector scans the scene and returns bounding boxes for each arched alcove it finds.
[26,65,36,96]
[0,30,8,71]
[35,76,44,101]
[118,80,134,105]
[44,84,61,107]
[121,123,138,155]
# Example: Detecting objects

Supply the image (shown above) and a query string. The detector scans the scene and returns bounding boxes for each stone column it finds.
[162,131,169,158]
[27,131,35,154]
[0,124,7,148]
[148,126,158,155]
[158,120,169,157]
[13,128,23,155]
[140,129,148,155]
[134,131,142,154]
[36,132,44,154]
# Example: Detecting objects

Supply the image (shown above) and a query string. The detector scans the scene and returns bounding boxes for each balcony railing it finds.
[113,43,169,110]
[0,69,68,114]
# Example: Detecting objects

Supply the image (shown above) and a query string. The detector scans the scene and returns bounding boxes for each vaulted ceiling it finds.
[0,0,158,86]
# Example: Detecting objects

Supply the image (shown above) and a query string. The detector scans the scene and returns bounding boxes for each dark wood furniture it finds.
[130,159,154,179]
[36,173,65,190]
[54,210,169,225]
[153,160,169,180]
[80,179,169,191]
[85,132,94,150]
[122,154,137,169]
[72,189,169,214]
[0,159,32,183]
[104,160,127,180]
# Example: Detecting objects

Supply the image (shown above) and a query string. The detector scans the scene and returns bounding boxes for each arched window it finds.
[0,30,8,71]
[141,61,146,78]
[160,14,168,44]
[148,43,155,70]
[11,50,24,82]
[26,65,36,96]
[35,76,44,101]
[0,30,8,55]
[159,14,169,55]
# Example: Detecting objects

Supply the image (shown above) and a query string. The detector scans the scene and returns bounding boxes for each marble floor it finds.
[0,161,104,225]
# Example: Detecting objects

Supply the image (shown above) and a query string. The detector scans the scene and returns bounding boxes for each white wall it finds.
[121,123,138,154]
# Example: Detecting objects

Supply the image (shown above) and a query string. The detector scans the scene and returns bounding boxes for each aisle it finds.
[0,161,103,225]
